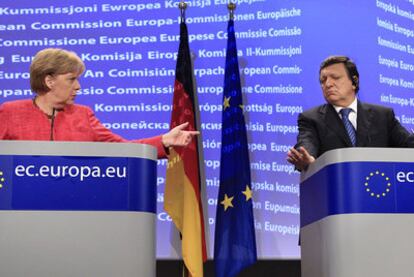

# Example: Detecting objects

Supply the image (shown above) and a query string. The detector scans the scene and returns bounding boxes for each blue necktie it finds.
[340,108,356,146]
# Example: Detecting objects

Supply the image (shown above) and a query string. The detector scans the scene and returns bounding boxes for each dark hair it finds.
[319,56,359,93]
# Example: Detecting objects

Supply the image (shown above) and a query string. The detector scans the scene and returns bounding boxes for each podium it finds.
[300,148,414,277]
[0,141,157,277]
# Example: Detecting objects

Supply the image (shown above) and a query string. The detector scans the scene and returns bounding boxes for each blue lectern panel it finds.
[0,155,156,212]
[301,162,414,227]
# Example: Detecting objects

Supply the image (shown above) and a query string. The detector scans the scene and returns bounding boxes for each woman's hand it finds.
[162,122,200,148]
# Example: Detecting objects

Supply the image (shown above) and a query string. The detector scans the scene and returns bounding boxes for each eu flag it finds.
[214,18,257,277]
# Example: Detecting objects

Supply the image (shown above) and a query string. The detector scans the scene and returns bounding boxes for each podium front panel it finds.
[300,148,414,277]
[0,141,157,277]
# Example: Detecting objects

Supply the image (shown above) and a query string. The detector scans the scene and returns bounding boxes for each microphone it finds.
[50,108,56,141]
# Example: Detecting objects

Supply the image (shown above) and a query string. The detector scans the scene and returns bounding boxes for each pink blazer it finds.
[0,99,166,158]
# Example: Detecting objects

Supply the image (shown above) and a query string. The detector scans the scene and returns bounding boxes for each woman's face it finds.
[46,72,81,109]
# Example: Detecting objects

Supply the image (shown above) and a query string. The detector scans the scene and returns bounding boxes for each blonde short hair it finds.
[30,48,85,93]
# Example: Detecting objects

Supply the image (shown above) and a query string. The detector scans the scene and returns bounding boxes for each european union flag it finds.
[214,18,257,277]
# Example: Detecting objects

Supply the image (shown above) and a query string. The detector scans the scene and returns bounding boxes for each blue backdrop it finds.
[0,0,413,258]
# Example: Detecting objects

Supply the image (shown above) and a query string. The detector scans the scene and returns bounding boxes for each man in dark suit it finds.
[287,55,414,171]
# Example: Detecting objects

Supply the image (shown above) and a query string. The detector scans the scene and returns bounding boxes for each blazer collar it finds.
[319,103,353,147]
[356,101,373,147]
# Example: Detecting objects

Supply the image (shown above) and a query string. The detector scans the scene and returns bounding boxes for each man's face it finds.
[319,63,356,107]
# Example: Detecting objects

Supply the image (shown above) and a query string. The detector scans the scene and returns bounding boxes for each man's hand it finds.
[162,122,200,148]
[287,146,316,171]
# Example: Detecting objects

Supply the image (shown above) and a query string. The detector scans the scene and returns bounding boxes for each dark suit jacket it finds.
[295,100,414,158]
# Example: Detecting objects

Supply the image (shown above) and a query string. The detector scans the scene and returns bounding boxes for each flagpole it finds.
[179,1,187,22]
[179,3,189,276]
[228,2,235,20]
[166,1,206,276]
[214,1,257,276]
[189,1,210,271]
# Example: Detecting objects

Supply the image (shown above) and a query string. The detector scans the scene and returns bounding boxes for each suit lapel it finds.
[319,104,353,146]
[356,101,372,147]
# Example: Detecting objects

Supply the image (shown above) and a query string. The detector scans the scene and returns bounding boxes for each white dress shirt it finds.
[333,98,358,130]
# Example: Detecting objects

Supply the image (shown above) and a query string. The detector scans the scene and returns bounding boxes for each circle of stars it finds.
[364,171,391,198]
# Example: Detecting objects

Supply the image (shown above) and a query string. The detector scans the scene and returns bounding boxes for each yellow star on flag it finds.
[223,96,231,110]
[221,194,234,211]
[242,185,253,201]
[239,104,244,110]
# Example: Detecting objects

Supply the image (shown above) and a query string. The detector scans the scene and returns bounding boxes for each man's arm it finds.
[295,112,320,157]
[287,112,320,171]
[387,108,414,147]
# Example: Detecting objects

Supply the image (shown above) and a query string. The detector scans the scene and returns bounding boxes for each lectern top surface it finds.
[301,147,414,182]
[0,141,157,160]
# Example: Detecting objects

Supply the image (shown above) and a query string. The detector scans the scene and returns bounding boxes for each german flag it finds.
[164,20,207,277]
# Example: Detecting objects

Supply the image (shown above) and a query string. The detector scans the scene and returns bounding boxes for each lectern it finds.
[0,141,157,277]
[300,148,414,277]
